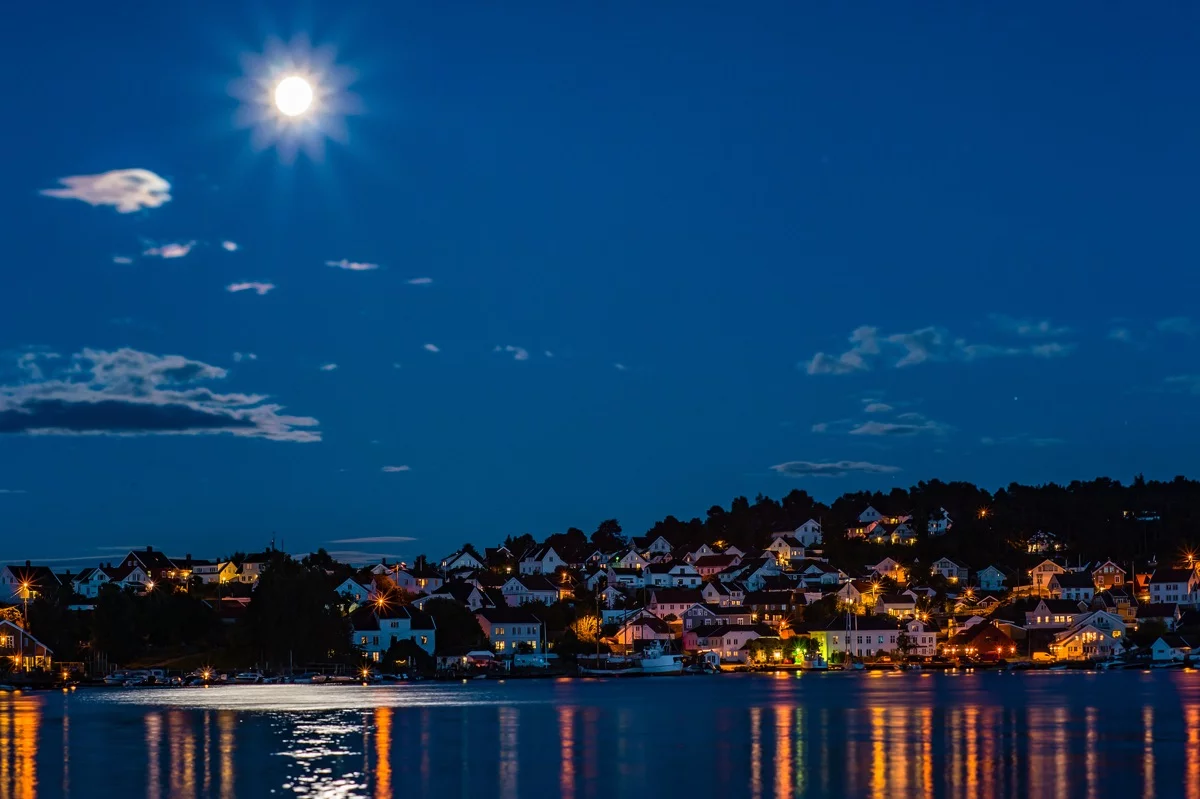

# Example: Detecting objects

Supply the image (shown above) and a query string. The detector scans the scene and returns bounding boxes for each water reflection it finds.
[2,673,1200,797]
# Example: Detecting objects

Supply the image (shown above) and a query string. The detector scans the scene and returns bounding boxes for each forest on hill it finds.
[501,475,1200,572]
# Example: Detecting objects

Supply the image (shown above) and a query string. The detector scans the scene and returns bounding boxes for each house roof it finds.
[877,593,916,605]
[650,588,703,605]
[1035,599,1088,613]
[705,581,732,596]
[350,604,435,632]
[1051,572,1096,589]
[689,623,775,638]
[743,590,802,606]
[693,554,739,570]
[1091,560,1127,574]
[818,616,901,632]
[710,606,753,617]
[1137,603,1178,619]
[509,575,559,592]
[945,621,1014,647]
[1157,634,1196,649]
[476,606,543,624]
[934,557,968,569]
[624,616,672,634]
[773,536,805,549]
[1150,568,1195,584]
[430,580,479,604]
[125,548,177,571]
[4,564,60,590]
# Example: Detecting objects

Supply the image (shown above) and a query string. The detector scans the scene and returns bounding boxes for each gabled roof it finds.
[124,548,177,571]
[623,616,672,634]
[877,592,916,605]
[1137,603,1178,619]
[430,580,480,604]
[507,574,559,592]
[350,603,435,632]
[3,564,60,590]
[650,588,703,605]
[1033,599,1088,613]
[1157,634,1196,649]
[477,606,543,625]
[1051,572,1095,589]
[693,554,739,571]
[689,623,774,638]
[933,557,968,569]
[818,616,900,632]
[1150,568,1195,584]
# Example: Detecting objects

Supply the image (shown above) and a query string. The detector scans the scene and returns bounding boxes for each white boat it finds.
[233,671,264,684]
[0,685,15,693]
[635,643,685,675]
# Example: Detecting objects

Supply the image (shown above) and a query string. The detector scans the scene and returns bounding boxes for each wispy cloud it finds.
[770,460,900,478]
[423,344,440,353]
[989,315,1070,338]
[112,256,134,265]
[849,417,949,437]
[329,536,417,544]
[319,363,338,372]
[0,348,319,442]
[805,323,1075,374]
[1157,317,1196,337]
[980,434,1065,447]
[406,277,433,285]
[232,352,257,363]
[0,489,27,495]
[392,362,402,369]
[863,402,893,414]
[326,259,379,271]
[17,352,61,381]
[222,241,239,252]
[614,363,628,371]
[226,282,275,296]
[143,241,195,259]
[544,351,554,358]
[811,422,829,433]
[1108,327,1132,342]
[1166,375,1200,395]
[494,345,530,361]
[40,169,171,213]
[381,465,411,473]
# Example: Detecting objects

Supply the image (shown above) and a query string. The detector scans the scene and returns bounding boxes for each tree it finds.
[381,639,433,675]
[569,615,600,643]
[896,631,916,659]
[504,534,537,556]
[423,599,485,654]
[591,519,626,551]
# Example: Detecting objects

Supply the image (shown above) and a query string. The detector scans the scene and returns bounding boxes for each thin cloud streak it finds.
[143,241,195,259]
[326,259,379,271]
[381,465,411,472]
[226,282,275,295]
[423,344,440,353]
[406,277,433,285]
[329,536,416,544]
[319,363,338,372]
[771,460,900,478]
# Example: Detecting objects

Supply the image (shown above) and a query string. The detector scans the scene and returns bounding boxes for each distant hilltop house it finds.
[1,563,61,603]
[1025,530,1063,554]
[847,506,951,545]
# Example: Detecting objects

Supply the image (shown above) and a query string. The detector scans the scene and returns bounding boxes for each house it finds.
[976,565,1009,592]
[1030,560,1067,594]
[350,605,436,663]
[1091,561,1127,591]
[107,564,152,592]
[868,557,907,583]
[701,581,744,607]
[927,508,953,536]
[439,549,485,573]
[1049,611,1127,661]
[727,558,782,591]
[608,616,674,649]
[1148,568,1199,607]
[501,575,560,606]
[335,578,374,605]
[597,585,626,609]
[808,616,904,661]
[1026,530,1062,554]
[1025,599,1089,630]
[693,554,741,579]
[681,544,717,564]
[798,561,843,587]
[765,536,806,564]
[1049,572,1096,603]
[1,563,61,603]
[476,606,545,654]
[1151,634,1196,662]
[710,607,755,626]
[238,554,272,584]
[407,566,444,594]
[792,519,824,548]
[118,547,178,583]
[645,562,701,589]
[1136,603,1179,632]
[743,591,804,629]
[192,560,239,585]
[682,603,721,630]
[683,623,774,662]
[0,618,54,671]
[71,567,113,599]
[941,621,1017,660]
[603,566,646,590]
[874,591,919,619]
[1092,588,1136,623]
[931,558,969,584]
[631,535,676,557]
[414,580,490,612]
[614,549,650,571]
[837,580,879,607]
[519,545,565,576]
[647,588,704,620]
[902,619,940,657]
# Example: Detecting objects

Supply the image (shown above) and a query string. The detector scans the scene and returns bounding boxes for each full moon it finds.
[274,76,313,117]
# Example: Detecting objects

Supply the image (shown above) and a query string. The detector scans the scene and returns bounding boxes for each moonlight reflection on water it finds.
[1,671,1198,798]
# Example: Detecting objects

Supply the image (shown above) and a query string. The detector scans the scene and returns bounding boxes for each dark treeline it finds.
[23,474,1200,671]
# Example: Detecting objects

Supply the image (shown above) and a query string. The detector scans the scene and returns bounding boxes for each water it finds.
[1,670,1199,798]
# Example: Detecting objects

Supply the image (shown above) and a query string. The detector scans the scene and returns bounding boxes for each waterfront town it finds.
[3,480,1200,683]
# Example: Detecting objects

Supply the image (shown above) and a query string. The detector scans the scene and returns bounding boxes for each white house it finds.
[683,624,771,662]
[608,616,673,648]
[476,607,544,654]
[614,549,649,571]
[868,557,906,583]
[765,536,806,564]
[808,616,904,661]
[645,562,701,588]
[238,556,270,584]
[351,605,436,662]
[604,567,646,590]
[927,508,953,536]
[439,550,485,572]
[1025,599,1089,630]
[1048,572,1095,603]
[1149,568,1199,607]
[1026,530,1062,554]
[874,591,919,619]
[633,535,676,557]
[71,567,113,599]
[414,580,490,612]
[647,588,704,620]
[1151,634,1196,663]
[1,564,60,603]
[701,581,744,607]
[931,558,969,584]
[837,580,878,607]
[335,578,374,605]
[1049,611,1126,661]
[902,619,939,658]
[501,575,560,606]
[976,565,1008,592]
[192,561,238,585]
[682,544,717,564]
[793,519,823,547]
[519,545,564,576]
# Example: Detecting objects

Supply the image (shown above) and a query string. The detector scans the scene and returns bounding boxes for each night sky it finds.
[3,2,1198,564]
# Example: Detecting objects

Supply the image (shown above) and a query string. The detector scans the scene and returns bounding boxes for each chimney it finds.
[147,545,154,552]
[25,560,30,568]
[186,553,192,562]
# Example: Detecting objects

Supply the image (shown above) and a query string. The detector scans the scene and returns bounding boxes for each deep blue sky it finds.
[2,2,1198,564]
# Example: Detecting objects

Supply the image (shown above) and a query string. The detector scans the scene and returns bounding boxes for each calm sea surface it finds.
[1,670,1199,798]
